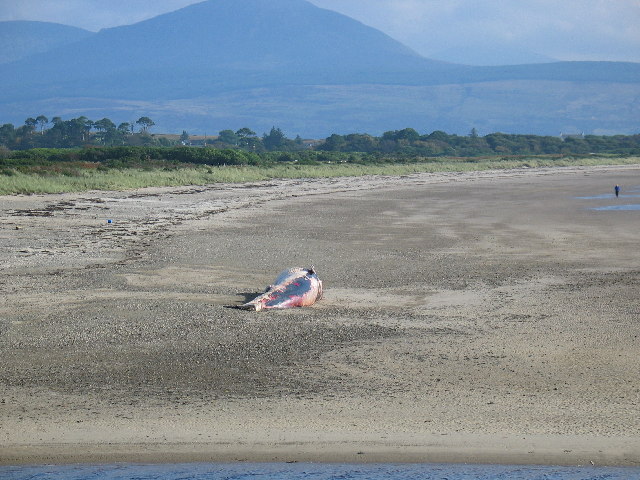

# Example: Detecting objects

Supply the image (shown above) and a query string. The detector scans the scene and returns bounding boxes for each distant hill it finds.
[0,0,456,98]
[0,0,638,137]
[427,43,557,66]
[0,21,93,64]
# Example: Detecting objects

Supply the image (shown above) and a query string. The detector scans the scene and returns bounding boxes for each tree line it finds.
[1,115,639,157]
[317,128,640,156]
[0,115,157,150]
[0,116,306,153]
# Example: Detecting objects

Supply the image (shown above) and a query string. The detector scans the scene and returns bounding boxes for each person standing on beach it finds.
[614,184,621,198]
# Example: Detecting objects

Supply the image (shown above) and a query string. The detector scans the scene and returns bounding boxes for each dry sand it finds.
[1,165,639,466]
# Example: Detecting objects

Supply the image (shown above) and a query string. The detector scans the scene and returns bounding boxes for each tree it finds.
[382,128,419,143]
[136,116,155,133]
[180,130,190,144]
[235,127,261,150]
[0,123,16,148]
[318,133,347,151]
[236,127,256,139]
[45,117,85,147]
[36,115,48,134]
[342,133,378,153]
[71,116,93,142]
[427,130,451,142]
[94,118,116,132]
[72,117,91,145]
[218,129,239,146]
[93,118,117,145]
[262,126,287,151]
[24,117,37,134]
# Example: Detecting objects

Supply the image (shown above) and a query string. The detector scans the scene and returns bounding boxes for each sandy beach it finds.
[1,165,639,466]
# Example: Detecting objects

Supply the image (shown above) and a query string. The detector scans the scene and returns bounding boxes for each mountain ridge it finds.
[0,20,92,65]
[0,0,638,137]
[1,0,451,86]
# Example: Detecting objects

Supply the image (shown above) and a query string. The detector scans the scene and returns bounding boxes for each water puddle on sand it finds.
[576,193,619,199]
[592,204,640,211]
[575,185,640,211]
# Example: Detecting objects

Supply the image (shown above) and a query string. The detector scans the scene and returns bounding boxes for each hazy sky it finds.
[1,0,639,64]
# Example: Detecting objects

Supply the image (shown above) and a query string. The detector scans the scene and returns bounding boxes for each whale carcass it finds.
[236,267,323,311]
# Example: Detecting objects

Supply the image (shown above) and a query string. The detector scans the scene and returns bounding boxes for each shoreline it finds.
[2,165,639,468]
[3,434,640,467]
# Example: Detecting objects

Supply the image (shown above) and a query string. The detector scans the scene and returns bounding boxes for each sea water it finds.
[2,463,640,480]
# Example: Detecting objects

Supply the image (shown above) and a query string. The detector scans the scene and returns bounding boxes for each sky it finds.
[1,0,639,65]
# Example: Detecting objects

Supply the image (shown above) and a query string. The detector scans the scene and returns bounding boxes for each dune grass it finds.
[0,156,638,195]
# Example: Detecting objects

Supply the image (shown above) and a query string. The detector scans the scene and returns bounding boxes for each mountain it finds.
[0,0,458,99]
[0,21,93,65]
[0,0,639,137]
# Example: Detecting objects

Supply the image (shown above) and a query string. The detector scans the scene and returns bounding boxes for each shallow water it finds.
[591,204,640,211]
[575,185,640,210]
[576,194,640,200]
[2,463,640,480]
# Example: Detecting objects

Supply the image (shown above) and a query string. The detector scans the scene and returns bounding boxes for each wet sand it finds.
[1,165,639,466]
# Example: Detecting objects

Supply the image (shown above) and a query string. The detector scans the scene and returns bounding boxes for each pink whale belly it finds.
[238,267,323,311]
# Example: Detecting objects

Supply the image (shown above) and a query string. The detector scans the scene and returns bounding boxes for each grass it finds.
[0,155,638,195]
